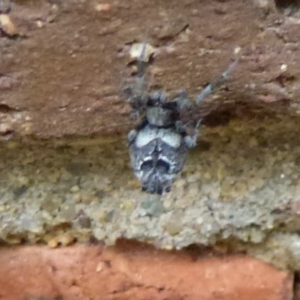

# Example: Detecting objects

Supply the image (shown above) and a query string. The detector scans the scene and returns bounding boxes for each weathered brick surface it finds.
[0,242,293,300]
[2,0,298,137]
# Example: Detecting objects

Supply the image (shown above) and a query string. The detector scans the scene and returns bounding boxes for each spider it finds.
[124,43,240,195]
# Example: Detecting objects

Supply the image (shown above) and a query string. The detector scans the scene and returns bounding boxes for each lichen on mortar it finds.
[1,110,300,269]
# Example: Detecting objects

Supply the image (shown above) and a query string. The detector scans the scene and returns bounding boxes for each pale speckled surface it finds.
[1,114,300,269]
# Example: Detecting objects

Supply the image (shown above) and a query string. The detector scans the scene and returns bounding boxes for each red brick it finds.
[0,242,293,300]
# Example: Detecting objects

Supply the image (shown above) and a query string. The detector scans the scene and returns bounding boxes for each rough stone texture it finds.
[2,116,300,269]
[0,242,294,300]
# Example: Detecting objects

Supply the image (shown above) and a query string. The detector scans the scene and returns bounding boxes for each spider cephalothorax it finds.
[124,43,240,195]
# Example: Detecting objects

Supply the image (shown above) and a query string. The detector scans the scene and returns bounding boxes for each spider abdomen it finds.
[129,122,189,194]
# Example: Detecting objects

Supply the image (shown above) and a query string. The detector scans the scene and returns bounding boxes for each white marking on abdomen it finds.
[135,126,182,148]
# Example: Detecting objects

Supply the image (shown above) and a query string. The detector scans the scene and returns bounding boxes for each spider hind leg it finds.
[195,54,241,105]
[124,42,150,117]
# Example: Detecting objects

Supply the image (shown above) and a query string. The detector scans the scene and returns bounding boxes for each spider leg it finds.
[175,120,186,133]
[123,85,144,120]
[124,42,149,117]
[172,90,192,111]
[195,53,241,105]
[183,119,201,148]
[149,91,167,105]
[123,85,135,104]
[128,129,138,144]
[135,42,148,98]
[175,118,201,148]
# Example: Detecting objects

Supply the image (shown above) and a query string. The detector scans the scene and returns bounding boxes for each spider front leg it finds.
[127,129,138,143]
[123,86,145,120]
[184,120,201,148]
[176,120,201,149]
[149,91,167,104]
[172,90,192,111]
[173,90,199,148]
[124,42,149,119]
[195,53,241,105]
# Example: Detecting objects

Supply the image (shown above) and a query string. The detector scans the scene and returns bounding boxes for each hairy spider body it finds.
[128,93,196,194]
[125,43,240,195]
